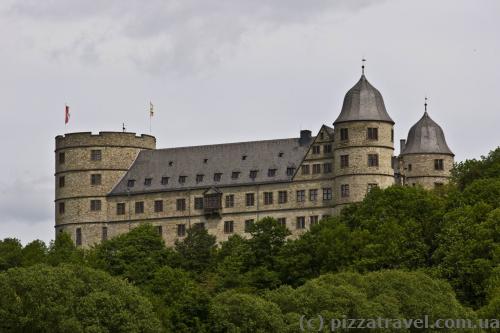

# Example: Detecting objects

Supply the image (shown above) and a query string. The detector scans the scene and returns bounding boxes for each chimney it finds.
[299,130,312,145]
[400,139,406,154]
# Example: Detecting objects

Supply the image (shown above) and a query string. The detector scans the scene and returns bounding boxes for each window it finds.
[205,193,222,209]
[90,200,101,211]
[277,217,287,228]
[296,217,306,229]
[323,187,332,200]
[367,183,378,192]
[391,129,394,142]
[59,152,65,164]
[242,155,247,160]
[312,145,320,154]
[231,171,240,179]
[91,174,102,185]
[264,192,273,205]
[168,161,174,166]
[176,198,186,211]
[309,189,318,201]
[296,190,305,202]
[268,169,277,177]
[341,184,350,198]
[286,167,295,176]
[246,193,255,206]
[310,216,319,226]
[116,203,126,215]
[301,164,310,175]
[278,191,288,204]
[177,224,186,237]
[249,170,258,179]
[225,194,234,208]
[203,158,208,164]
[102,227,108,241]
[434,159,444,170]
[155,226,163,235]
[278,152,284,157]
[144,177,152,186]
[194,222,205,230]
[312,164,321,174]
[214,173,222,182]
[179,176,187,184]
[58,202,65,214]
[135,201,144,214]
[127,179,135,187]
[408,164,412,171]
[340,128,349,141]
[367,127,378,140]
[90,150,102,161]
[320,132,324,140]
[245,219,254,233]
[324,144,332,154]
[340,155,349,168]
[368,154,379,167]
[161,177,169,185]
[323,163,332,173]
[224,221,234,234]
[59,176,65,188]
[76,228,82,246]
[194,197,204,209]
[196,174,204,183]
[154,200,163,212]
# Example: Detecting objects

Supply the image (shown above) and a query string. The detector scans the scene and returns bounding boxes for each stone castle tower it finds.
[55,132,156,240]
[54,71,454,247]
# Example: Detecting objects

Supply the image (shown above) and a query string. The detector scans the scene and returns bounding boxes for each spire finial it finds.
[362,58,366,75]
[122,122,126,132]
[424,96,428,113]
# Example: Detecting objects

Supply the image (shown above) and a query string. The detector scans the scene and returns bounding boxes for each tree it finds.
[175,226,217,274]
[47,232,84,266]
[21,240,47,267]
[451,147,500,190]
[88,224,175,286]
[247,217,290,269]
[0,238,23,271]
[209,290,285,333]
[0,264,162,333]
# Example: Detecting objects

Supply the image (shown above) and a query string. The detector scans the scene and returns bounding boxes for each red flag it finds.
[65,105,70,124]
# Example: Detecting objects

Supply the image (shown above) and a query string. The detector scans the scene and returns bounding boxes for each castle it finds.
[55,72,454,247]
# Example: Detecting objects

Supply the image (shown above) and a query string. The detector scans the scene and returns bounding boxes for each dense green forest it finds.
[1,148,499,332]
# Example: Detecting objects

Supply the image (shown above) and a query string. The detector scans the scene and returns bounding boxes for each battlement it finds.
[55,131,156,150]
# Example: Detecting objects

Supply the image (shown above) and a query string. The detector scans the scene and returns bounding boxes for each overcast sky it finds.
[0,0,499,244]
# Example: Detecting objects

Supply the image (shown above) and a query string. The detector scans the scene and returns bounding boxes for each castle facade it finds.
[55,73,454,247]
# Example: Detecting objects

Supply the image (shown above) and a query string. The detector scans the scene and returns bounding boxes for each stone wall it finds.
[400,153,454,189]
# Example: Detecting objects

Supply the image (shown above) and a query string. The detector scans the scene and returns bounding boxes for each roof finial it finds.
[362,58,366,75]
[424,96,428,113]
[122,122,126,132]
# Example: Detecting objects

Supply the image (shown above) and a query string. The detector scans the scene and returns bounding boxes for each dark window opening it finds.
[135,201,144,214]
[90,200,101,211]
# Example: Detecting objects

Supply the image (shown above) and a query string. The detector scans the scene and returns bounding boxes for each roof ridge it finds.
[155,137,308,152]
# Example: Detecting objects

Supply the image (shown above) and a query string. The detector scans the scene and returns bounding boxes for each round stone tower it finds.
[333,73,395,209]
[399,110,454,189]
[55,132,156,246]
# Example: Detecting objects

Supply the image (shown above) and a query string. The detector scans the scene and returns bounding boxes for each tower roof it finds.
[401,112,454,156]
[334,74,394,125]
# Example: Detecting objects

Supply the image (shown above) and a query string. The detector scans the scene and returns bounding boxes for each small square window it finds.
[301,165,310,175]
[90,150,102,161]
[116,203,126,215]
[177,224,186,237]
[196,174,204,183]
[154,200,163,212]
[231,171,240,179]
[264,192,273,205]
[367,128,378,140]
[225,194,234,208]
[296,217,306,229]
[91,174,102,185]
[434,159,444,170]
[340,155,349,168]
[268,169,277,177]
[368,154,379,167]
[194,197,204,209]
[176,198,186,211]
[144,178,152,186]
[90,199,101,211]
[246,193,255,206]
[310,215,319,226]
[324,144,332,154]
[278,191,288,204]
[296,190,305,202]
[242,155,247,160]
[224,221,234,234]
[161,177,169,185]
[127,179,135,188]
[277,217,286,228]
[312,145,320,154]
[323,187,332,200]
[340,128,349,141]
[323,163,332,173]
[341,184,350,198]
[214,173,222,182]
[312,164,321,174]
[135,201,144,214]
[309,189,318,201]
[179,176,187,184]
[249,170,258,179]
[286,167,295,176]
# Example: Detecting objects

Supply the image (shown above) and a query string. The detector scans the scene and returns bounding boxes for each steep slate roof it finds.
[401,112,454,156]
[109,137,311,195]
[334,74,394,125]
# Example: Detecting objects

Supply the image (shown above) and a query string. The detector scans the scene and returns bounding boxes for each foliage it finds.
[0,264,162,333]
[451,147,500,190]
[175,226,217,274]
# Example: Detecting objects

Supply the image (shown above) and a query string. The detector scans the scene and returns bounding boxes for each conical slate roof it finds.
[334,74,394,125]
[401,112,454,156]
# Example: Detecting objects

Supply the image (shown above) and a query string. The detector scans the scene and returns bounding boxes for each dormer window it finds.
[203,158,208,164]
[268,169,277,177]
[127,179,135,187]
[231,171,240,179]
[144,178,152,186]
[161,177,169,185]
[278,152,284,157]
[179,176,187,184]
[168,161,173,166]
[286,167,295,176]
[196,174,204,183]
[242,155,247,160]
[249,170,258,179]
[214,173,222,182]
